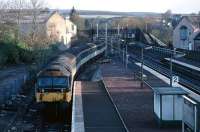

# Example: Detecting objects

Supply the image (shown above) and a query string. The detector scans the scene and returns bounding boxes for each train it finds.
[35,42,106,103]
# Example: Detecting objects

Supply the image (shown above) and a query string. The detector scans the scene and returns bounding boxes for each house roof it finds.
[0,10,62,24]
[185,15,200,28]
[174,15,200,30]
[194,32,200,40]
[152,87,188,95]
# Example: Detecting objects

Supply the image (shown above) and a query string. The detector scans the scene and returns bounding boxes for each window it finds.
[66,28,69,34]
[53,77,68,88]
[38,78,52,88]
[61,36,64,43]
[180,26,188,40]
[72,25,74,31]
[38,77,69,88]
[194,33,200,51]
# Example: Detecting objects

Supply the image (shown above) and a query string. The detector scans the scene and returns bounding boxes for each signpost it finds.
[172,76,179,87]
[182,96,199,132]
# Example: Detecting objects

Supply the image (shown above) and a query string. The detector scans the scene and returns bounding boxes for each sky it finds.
[47,0,200,14]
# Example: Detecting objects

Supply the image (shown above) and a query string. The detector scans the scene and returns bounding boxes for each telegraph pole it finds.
[141,48,144,88]
[91,24,94,42]
[96,23,99,39]
[118,24,120,36]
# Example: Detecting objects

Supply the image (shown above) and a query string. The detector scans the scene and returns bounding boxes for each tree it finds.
[25,0,48,48]
[162,9,172,25]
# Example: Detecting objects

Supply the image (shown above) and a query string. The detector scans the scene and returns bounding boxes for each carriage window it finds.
[38,78,52,87]
[53,77,68,87]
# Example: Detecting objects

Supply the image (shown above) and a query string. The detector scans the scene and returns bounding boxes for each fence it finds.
[177,49,200,62]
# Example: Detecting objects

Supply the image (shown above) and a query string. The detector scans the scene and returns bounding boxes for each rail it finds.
[109,42,200,95]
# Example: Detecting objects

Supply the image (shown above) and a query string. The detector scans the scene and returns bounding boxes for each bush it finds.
[0,51,8,66]
[0,33,61,67]
[0,42,20,65]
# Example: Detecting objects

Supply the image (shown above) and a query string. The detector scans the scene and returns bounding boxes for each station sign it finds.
[182,96,199,132]
[172,76,179,86]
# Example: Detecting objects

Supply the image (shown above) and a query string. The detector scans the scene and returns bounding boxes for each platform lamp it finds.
[141,45,153,88]
[169,49,186,87]
[105,23,108,57]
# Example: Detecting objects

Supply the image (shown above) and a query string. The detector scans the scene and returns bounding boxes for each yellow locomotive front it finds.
[35,64,72,103]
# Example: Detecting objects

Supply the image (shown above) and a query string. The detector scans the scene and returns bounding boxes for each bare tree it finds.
[0,0,11,41]
[0,0,29,41]
[27,0,47,46]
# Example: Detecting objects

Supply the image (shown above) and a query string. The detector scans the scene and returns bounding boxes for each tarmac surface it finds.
[81,81,126,132]
[101,56,181,132]
[74,60,127,132]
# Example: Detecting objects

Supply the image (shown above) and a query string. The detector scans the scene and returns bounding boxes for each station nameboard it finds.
[172,76,179,87]
[182,96,199,132]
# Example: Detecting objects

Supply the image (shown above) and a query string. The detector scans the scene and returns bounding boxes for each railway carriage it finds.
[35,42,106,103]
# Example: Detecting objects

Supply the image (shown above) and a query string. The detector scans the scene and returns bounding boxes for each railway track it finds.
[3,86,71,132]
[107,42,200,94]
[127,47,200,94]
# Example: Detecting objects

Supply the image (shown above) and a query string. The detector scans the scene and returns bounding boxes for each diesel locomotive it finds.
[35,43,106,103]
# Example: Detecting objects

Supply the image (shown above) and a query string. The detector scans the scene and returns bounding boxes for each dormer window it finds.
[180,26,188,40]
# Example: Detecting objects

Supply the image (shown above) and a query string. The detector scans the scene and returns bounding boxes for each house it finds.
[65,19,77,45]
[173,15,200,51]
[1,10,77,48]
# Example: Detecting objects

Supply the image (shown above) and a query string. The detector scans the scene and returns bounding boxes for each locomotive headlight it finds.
[61,89,64,93]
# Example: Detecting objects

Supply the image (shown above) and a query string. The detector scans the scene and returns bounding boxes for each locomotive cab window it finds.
[53,77,68,88]
[38,78,52,88]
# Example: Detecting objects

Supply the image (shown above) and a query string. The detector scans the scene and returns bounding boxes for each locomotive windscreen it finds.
[38,78,52,88]
[38,77,69,89]
[53,77,69,88]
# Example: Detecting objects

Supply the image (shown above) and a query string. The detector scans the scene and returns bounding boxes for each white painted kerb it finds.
[72,81,85,132]
[135,63,200,102]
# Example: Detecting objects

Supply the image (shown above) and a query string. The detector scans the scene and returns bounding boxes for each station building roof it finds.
[152,87,188,95]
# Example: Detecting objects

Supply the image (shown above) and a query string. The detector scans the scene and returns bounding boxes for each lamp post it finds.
[170,50,173,87]
[169,49,186,87]
[91,24,94,42]
[121,39,125,63]
[105,23,108,57]
[141,45,152,88]
[118,24,120,36]
[96,23,99,39]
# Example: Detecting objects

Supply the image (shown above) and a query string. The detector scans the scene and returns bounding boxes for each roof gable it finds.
[0,10,63,24]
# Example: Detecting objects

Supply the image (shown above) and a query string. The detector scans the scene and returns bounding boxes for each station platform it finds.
[100,57,181,132]
[72,81,127,132]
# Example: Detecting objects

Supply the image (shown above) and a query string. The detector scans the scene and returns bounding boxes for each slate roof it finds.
[0,10,59,24]
[174,15,200,30]
[185,15,200,28]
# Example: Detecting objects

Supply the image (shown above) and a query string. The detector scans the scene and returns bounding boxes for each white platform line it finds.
[71,81,85,132]
[135,63,200,102]
[165,58,200,72]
